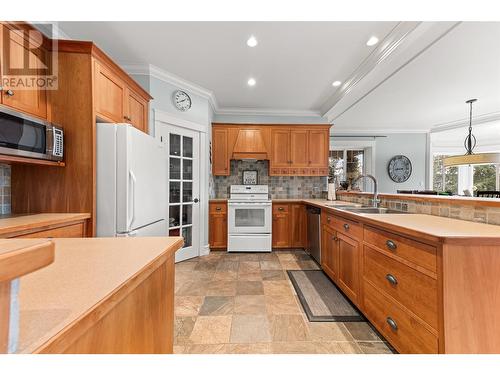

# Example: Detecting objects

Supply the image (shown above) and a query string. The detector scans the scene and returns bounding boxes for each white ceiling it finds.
[55,21,500,132]
[56,21,397,111]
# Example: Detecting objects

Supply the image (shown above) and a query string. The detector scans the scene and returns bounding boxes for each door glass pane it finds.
[182,204,192,225]
[170,134,181,156]
[183,159,192,180]
[183,136,193,158]
[169,206,180,228]
[170,158,181,180]
[182,227,192,248]
[235,208,265,227]
[183,182,192,202]
[346,150,364,189]
[170,182,180,203]
[169,228,180,236]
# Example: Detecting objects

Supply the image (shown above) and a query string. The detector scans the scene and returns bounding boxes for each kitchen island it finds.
[14,236,183,354]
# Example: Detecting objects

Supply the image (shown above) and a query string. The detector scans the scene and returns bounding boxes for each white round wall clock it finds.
[388,155,412,183]
[172,90,192,112]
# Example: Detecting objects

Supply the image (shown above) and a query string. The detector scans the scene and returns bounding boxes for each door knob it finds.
[193,198,199,203]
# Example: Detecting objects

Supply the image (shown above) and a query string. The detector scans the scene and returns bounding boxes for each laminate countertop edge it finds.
[0,213,91,236]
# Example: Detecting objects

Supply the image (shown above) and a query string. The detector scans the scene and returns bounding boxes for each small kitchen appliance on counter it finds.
[227,185,272,252]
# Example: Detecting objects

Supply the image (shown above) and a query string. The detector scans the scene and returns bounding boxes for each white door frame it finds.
[154,109,210,261]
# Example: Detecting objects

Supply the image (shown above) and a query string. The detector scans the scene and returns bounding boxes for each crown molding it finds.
[430,111,500,133]
[215,107,322,118]
[321,21,422,122]
[332,128,429,135]
[121,63,219,112]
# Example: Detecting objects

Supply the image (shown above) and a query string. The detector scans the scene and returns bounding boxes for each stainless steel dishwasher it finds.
[306,205,321,264]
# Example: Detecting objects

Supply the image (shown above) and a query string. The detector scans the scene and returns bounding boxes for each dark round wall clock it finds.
[388,155,412,183]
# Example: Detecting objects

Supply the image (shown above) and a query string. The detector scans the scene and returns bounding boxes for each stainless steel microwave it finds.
[0,107,63,162]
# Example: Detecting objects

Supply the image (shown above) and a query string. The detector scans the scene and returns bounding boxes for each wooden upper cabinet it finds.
[290,130,309,167]
[270,129,290,168]
[308,129,329,168]
[0,25,47,119]
[94,61,126,123]
[125,88,148,133]
[232,128,268,159]
[212,128,229,175]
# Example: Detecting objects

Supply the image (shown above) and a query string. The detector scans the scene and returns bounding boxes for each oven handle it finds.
[228,202,272,206]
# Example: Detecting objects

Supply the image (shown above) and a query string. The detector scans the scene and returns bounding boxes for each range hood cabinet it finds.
[231,129,269,160]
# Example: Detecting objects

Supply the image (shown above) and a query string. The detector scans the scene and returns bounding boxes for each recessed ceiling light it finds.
[247,36,258,47]
[332,81,342,87]
[366,36,379,46]
[247,78,256,86]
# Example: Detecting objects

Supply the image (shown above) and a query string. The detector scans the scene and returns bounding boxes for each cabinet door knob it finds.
[386,240,397,251]
[386,317,398,331]
[327,217,331,223]
[216,207,221,211]
[343,223,350,230]
[278,207,284,211]
[5,89,14,96]
[385,274,398,285]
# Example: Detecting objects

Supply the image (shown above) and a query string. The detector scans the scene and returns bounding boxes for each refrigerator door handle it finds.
[128,170,137,230]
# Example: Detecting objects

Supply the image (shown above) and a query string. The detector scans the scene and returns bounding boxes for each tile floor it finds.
[174,249,394,354]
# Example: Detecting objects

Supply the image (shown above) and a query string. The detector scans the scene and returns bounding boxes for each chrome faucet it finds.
[354,174,380,208]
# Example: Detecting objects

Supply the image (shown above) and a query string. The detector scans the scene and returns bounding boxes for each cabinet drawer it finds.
[363,281,438,354]
[331,215,362,239]
[364,245,438,329]
[15,223,85,238]
[209,202,227,213]
[273,204,289,213]
[364,226,437,273]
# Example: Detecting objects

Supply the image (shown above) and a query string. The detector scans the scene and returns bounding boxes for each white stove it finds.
[227,185,272,252]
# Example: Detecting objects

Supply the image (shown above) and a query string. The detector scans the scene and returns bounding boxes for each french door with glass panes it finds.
[157,124,200,262]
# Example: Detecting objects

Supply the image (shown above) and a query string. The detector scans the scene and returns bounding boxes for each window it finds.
[329,149,364,188]
[432,155,458,194]
[433,154,499,195]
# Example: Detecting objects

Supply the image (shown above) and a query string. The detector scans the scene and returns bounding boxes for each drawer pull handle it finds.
[386,317,398,331]
[386,240,397,251]
[216,207,221,211]
[343,223,350,230]
[278,207,284,211]
[385,274,398,285]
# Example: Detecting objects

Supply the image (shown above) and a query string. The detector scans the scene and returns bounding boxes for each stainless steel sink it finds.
[325,204,361,209]
[339,207,407,214]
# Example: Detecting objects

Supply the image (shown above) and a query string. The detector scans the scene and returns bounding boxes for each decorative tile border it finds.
[337,191,500,226]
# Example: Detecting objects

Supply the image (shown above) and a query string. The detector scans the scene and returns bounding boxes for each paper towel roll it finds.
[327,183,336,201]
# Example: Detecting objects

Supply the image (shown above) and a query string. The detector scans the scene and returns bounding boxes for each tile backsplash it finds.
[212,160,327,199]
[0,164,11,214]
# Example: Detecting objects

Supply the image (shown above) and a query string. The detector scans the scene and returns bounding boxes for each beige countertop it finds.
[0,213,91,237]
[210,198,500,241]
[15,236,183,353]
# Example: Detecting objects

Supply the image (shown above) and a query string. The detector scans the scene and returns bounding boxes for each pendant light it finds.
[443,99,500,167]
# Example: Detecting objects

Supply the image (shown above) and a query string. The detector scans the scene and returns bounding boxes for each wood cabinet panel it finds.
[332,215,363,240]
[212,128,229,176]
[308,129,329,168]
[321,225,338,281]
[1,25,47,119]
[290,130,309,167]
[291,204,307,248]
[94,61,125,123]
[363,226,437,273]
[363,281,438,354]
[14,222,85,238]
[272,203,290,248]
[209,202,227,249]
[125,88,148,132]
[270,129,290,168]
[364,245,438,330]
[337,232,360,304]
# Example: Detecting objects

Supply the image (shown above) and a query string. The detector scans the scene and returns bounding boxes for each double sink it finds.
[325,204,407,214]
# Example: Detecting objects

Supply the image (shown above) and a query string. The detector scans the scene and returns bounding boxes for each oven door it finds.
[228,202,271,234]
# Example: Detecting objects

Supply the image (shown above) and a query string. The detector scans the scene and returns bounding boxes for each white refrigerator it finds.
[96,123,167,237]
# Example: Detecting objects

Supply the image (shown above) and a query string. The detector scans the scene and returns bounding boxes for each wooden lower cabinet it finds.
[321,225,338,281]
[290,204,307,248]
[14,222,85,238]
[209,201,227,249]
[337,232,360,304]
[272,204,290,248]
